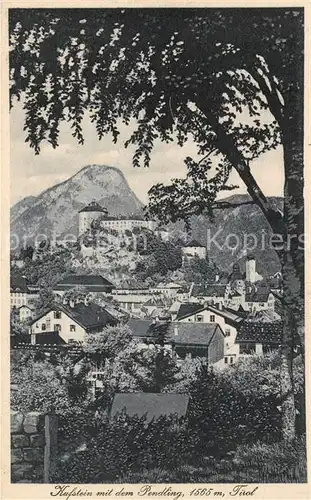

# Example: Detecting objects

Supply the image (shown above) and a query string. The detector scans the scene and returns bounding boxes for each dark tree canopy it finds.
[9,8,303,225]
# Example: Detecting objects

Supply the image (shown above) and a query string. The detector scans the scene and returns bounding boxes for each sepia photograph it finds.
[4,4,308,491]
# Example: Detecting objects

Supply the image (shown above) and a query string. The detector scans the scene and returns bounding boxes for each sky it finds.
[10,101,285,206]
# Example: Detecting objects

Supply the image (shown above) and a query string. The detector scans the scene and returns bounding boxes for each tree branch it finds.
[194,100,284,236]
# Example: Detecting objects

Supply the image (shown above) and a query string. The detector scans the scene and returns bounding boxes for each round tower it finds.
[78,201,107,236]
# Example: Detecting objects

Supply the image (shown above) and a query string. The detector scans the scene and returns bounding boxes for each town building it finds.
[53,274,114,296]
[78,201,157,236]
[190,283,228,305]
[12,304,35,323]
[149,282,186,299]
[181,240,207,261]
[111,291,154,315]
[174,302,245,365]
[235,321,283,356]
[10,276,39,309]
[29,301,118,344]
[170,322,224,364]
[244,289,275,313]
[127,318,225,365]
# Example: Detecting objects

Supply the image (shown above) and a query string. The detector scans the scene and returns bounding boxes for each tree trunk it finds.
[197,96,304,442]
[279,93,304,441]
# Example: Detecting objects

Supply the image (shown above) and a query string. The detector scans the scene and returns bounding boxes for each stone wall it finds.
[11,411,46,483]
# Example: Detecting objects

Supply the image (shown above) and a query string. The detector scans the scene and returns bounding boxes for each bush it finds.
[54,412,196,483]
[118,438,307,484]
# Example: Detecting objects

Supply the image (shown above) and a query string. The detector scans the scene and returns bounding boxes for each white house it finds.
[10,276,39,309]
[243,289,275,313]
[29,301,118,345]
[16,305,35,323]
[181,240,207,260]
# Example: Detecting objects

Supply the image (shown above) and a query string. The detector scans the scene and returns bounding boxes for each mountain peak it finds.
[11,165,144,242]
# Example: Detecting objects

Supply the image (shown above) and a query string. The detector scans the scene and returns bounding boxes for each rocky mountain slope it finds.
[11,165,283,276]
[10,195,38,223]
[11,165,143,242]
[172,194,283,276]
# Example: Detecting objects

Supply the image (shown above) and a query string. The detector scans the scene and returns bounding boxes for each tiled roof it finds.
[78,201,106,213]
[54,274,114,291]
[235,321,283,344]
[191,284,227,298]
[111,393,190,422]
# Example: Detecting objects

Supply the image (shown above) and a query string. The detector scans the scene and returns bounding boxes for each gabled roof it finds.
[235,321,283,344]
[54,274,114,291]
[169,322,222,346]
[175,302,244,326]
[143,297,166,307]
[175,303,203,320]
[191,284,227,298]
[111,393,190,422]
[78,201,106,213]
[31,301,117,331]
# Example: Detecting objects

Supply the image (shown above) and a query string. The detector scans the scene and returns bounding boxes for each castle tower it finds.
[245,254,256,283]
[78,201,107,236]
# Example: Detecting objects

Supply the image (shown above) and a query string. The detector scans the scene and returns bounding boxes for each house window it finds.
[210,315,215,322]
[225,328,230,337]
[41,323,46,331]
[259,303,265,307]
[68,338,76,344]
[70,324,76,332]
[224,357,228,364]
[196,315,203,322]
[230,357,234,364]
[54,311,62,319]
[54,324,61,332]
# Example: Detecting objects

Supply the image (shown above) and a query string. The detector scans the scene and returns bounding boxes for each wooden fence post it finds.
[44,413,58,483]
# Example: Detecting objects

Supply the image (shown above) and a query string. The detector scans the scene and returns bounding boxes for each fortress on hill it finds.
[78,201,157,236]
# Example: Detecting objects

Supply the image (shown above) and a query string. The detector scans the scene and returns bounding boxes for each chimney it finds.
[62,295,69,305]
[219,301,223,310]
[174,325,179,337]
[215,274,219,283]
[69,298,75,308]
